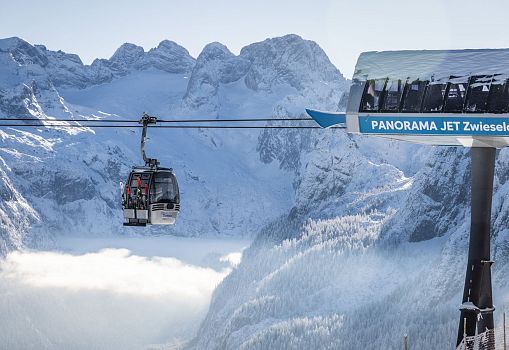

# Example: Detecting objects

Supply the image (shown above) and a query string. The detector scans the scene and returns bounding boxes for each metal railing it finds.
[456,313,508,350]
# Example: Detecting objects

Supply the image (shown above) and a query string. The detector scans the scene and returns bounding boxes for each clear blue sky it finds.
[1,0,508,78]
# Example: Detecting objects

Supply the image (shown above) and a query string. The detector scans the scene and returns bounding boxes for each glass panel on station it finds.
[360,78,388,112]
[401,79,428,113]
[357,74,509,114]
[381,79,403,111]
[464,75,492,113]
[487,75,509,113]
[444,76,468,113]
[422,81,448,112]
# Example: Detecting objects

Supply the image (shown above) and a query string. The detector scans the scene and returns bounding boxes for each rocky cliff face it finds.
[109,40,196,75]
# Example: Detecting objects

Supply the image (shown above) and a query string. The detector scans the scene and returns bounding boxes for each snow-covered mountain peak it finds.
[107,40,195,74]
[0,37,32,52]
[182,42,250,113]
[0,37,197,91]
[0,36,27,50]
[181,35,348,114]
[0,37,49,67]
[152,39,191,55]
[142,40,195,74]
[240,34,347,92]
[110,43,145,66]
[199,42,235,61]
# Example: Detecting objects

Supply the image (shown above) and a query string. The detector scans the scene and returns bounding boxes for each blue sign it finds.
[359,116,509,136]
[306,109,346,128]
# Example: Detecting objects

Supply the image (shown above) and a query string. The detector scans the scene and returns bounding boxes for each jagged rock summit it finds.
[109,40,196,74]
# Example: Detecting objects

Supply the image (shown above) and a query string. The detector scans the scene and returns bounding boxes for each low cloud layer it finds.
[0,248,233,350]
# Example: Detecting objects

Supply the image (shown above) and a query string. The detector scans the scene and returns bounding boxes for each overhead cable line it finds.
[0,123,345,129]
[0,117,314,123]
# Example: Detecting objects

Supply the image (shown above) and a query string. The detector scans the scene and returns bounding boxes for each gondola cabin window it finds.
[129,173,151,191]
[151,172,179,203]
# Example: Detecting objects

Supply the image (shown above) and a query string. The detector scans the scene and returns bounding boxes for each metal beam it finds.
[457,147,496,348]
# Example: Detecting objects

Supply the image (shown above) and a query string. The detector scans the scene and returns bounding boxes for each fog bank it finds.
[0,237,248,350]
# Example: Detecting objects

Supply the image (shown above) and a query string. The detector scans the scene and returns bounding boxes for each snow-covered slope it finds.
[189,145,509,350]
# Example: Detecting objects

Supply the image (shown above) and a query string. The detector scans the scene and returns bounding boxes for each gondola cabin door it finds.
[122,171,152,226]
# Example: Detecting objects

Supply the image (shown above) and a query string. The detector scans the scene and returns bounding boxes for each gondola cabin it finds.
[308,48,509,148]
[122,167,180,226]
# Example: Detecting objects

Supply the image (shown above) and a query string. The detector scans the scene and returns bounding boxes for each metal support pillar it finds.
[504,311,507,350]
[457,147,496,349]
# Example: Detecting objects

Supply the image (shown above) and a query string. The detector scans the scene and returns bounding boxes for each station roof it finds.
[353,48,509,82]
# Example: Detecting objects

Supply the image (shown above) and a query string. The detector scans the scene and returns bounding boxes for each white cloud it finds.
[0,248,232,350]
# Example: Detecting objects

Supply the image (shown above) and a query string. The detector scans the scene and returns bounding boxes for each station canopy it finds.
[345,49,509,147]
